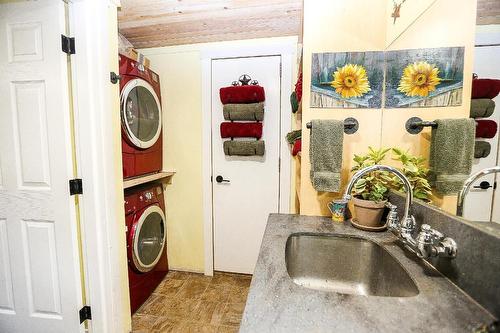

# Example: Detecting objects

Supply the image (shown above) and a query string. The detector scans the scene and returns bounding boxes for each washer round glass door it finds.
[132,205,166,273]
[121,78,162,149]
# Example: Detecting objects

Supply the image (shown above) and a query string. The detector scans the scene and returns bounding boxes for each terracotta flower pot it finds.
[352,197,387,227]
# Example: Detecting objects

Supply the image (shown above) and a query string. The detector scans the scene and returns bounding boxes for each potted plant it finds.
[391,148,432,202]
[350,147,392,227]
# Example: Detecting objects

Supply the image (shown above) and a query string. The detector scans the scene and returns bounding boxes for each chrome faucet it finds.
[343,164,457,259]
[457,166,500,217]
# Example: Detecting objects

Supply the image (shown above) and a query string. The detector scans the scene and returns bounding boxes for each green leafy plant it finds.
[351,147,392,202]
[350,147,433,203]
[391,148,432,202]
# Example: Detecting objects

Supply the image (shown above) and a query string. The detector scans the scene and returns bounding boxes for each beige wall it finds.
[300,0,387,216]
[300,0,477,216]
[140,36,298,272]
[140,49,204,272]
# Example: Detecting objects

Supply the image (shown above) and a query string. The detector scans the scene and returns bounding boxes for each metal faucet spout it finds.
[457,166,500,216]
[343,164,413,231]
[344,164,457,259]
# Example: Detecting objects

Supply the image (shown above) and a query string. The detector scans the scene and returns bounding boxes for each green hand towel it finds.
[223,140,265,156]
[223,102,264,121]
[429,119,475,195]
[470,99,495,118]
[309,119,343,192]
[286,130,302,144]
[290,91,299,113]
[474,141,491,158]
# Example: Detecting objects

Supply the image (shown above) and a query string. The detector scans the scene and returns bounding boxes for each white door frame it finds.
[201,40,297,276]
[69,1,131,332]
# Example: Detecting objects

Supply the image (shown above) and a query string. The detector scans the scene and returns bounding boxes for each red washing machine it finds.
[120,54,163,179]
[124,183,168,313]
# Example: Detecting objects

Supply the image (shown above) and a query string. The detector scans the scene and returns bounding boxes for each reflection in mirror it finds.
[437,27,500,225]
[382,24,500,227]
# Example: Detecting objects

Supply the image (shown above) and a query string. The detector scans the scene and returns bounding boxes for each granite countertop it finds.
[240,214,496,333]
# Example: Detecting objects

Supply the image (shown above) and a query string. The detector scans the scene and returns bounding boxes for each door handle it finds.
[473,181,492,190]
[215,175,230,183]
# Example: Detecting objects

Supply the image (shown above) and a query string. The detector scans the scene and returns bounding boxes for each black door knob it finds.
[110,72,121,84]
[473,181,492,190]
[215,175,230,183]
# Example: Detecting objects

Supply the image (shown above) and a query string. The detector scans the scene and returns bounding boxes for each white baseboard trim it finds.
[168,267,205,274]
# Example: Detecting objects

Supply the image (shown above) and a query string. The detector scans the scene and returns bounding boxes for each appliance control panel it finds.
[139,190,157,202]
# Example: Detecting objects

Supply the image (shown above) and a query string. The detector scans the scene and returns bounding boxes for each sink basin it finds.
[285,233,419,297]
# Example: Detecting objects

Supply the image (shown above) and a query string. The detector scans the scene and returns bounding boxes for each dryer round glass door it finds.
[132,205,166,273]
[121,78,162,149]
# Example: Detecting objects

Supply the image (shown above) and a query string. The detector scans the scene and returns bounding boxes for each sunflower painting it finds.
[311,52,384,108]
[385,47,464,108]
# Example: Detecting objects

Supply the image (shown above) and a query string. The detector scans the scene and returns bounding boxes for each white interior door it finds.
[0,1,83,332]
[212,56,282,274]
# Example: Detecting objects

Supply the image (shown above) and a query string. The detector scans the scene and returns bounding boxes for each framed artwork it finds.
[310,51,385,109]
[385,47,465,108]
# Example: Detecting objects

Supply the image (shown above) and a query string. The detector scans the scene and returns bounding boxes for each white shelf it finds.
[123,171,176,189]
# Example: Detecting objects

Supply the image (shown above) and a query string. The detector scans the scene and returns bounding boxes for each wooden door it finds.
[0,1,83,332]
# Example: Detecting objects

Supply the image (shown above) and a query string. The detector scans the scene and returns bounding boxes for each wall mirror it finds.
[380,4,500,231]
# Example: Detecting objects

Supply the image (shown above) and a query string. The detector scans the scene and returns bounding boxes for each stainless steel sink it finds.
[285,233,419,297]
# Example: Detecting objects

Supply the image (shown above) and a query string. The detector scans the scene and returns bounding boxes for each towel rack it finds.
[231,74,259,86]
[405,117,438,134]
[306,117,359,135]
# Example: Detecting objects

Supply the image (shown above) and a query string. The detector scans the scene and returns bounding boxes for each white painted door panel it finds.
[465,40,500,222]
[212,56,281,274]
[0,1,82,332]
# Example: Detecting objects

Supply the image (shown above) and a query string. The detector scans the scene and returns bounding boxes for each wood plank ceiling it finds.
[118,0,498,49]
[477,0,500,25]
[118,0,303,48]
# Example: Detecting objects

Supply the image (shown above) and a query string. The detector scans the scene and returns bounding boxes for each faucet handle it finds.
[421,224,444,241]
[417,224,458,258]
[417,224,434,244]
[385,202,399,230]
[385,202,397,210]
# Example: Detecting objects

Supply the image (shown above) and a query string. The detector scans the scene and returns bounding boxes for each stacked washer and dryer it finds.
[119,54,168,313]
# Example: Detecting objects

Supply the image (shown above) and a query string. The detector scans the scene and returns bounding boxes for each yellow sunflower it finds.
[331,64,371,99]
[397,61,441,97]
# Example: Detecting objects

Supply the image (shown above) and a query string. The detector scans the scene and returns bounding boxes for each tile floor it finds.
[132,270,252,333]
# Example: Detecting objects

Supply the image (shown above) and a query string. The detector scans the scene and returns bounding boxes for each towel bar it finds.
[306,117,359,135]
[405,117,438,134]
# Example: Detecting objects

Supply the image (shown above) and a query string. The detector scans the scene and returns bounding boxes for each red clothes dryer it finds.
[124,183,168,313]
[120,54,163,179]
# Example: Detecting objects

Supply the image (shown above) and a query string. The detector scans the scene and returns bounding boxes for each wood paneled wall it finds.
[477,0,500,25]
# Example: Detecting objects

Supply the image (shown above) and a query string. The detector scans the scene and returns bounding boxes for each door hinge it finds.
[79,305,92,324]
[69,179,83,195]
[495,181,498,190]
[61,34,75,54]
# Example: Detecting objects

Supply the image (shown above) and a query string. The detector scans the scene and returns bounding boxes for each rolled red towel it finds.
[295,72,303,102]
[219,85,265,104]
[472,79,500,99]
[292,139,302,156]
[220,122,263,139]
[475,120,498,139]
